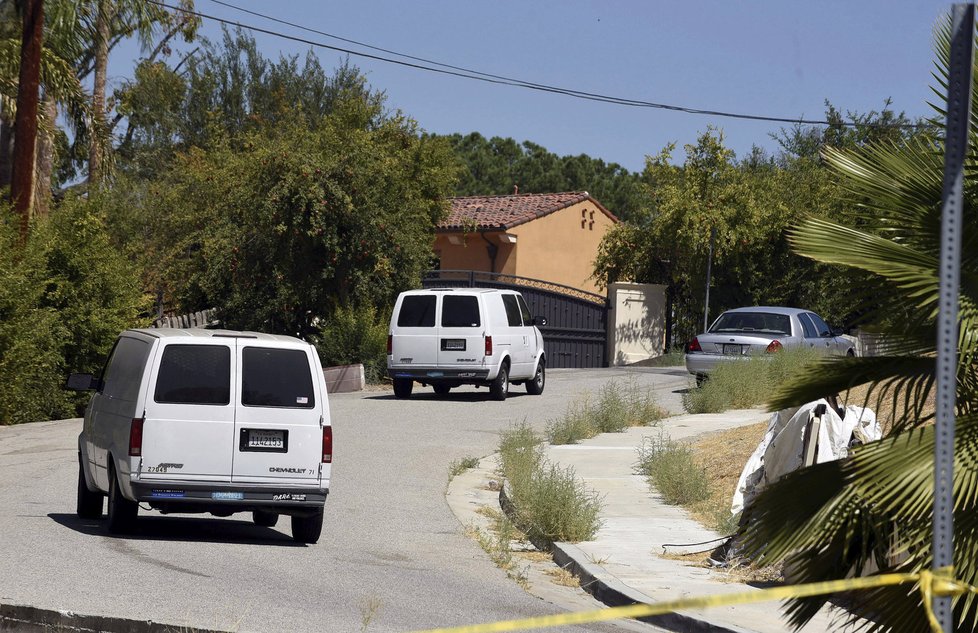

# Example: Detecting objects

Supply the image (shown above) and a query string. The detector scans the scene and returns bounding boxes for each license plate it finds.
[240,429,288,452]
[441,339,466,351]
[212,491,244,500]
[722,344,744,355]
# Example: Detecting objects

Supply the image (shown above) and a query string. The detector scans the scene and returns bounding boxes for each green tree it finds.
[0,196,148,424]
[129,94,456,337]
[443,131,646,221]
[738,17,978,632]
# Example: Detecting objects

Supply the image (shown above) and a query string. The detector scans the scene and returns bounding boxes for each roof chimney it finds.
[513,184,519,195]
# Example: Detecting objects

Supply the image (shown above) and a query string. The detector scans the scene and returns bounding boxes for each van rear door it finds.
[231,342,323,484]
[436,294,486,372]
[391,293,439,367]
[140,340,236,482]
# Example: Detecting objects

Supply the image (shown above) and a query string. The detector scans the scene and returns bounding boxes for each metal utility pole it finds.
[933,4,973,631]
[11,0,44,243]
[703,226,716,332]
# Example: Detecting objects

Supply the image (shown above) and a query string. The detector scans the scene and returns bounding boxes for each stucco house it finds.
[433,192,618,295]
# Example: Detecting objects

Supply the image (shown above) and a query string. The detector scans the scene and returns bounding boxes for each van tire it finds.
[490,363,509,401]
[525,359,546,395]
[107,464,138,534]
[253,510,279,527]
[292,510,324,544]
[76,457,104,519]
[432,384,451,396]
[393,378,413,399]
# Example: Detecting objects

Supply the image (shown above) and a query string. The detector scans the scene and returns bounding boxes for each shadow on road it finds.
[365,391,530,402]
[48,513,304,546]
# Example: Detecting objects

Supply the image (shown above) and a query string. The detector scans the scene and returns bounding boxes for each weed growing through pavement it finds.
[447,455,481,483]
[546,378,665,445]
[468,507,530,588]
[636,433,709,506]
[683,347,819,414]
[359,595,382,632]
[498,421,602,546]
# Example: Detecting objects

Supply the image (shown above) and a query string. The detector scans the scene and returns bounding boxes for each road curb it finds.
[499,464,756,633]
[551,542,753,633]
[0,603,227,633]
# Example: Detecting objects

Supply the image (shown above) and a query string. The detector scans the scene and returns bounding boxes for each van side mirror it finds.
[532,316,548,327]
[66,373,98,391]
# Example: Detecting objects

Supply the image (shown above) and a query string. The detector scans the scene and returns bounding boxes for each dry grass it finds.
[543,566,581,587]
[841,382,937,435]
[688,421,767,531]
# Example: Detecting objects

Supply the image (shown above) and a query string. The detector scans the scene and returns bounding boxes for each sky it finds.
[110,1,949,173]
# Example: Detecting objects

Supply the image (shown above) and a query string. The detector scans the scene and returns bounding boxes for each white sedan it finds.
[685,306,856,384]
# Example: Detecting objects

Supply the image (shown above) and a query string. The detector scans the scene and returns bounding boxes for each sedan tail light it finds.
[765,340,783,354]
[129,417,144,457]
[322,426,332,463]
[688,337,702,352]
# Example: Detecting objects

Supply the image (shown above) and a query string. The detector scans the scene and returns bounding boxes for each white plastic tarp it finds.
[731,399,882,515]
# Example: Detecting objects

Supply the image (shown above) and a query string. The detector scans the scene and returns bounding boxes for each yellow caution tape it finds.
[416,567,976,633]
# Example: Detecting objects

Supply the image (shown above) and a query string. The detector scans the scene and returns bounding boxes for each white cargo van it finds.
[387,288,546,400]
[67,329,332,543]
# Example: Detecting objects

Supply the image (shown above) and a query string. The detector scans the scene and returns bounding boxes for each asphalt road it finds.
[0,367,690,632]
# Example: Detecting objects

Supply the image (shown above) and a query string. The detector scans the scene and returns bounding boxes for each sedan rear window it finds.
[155,345,231,405]
[710,312,791,336]
[242,347,315,408]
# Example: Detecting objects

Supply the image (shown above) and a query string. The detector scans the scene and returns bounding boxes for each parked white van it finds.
[67,329,332,543]
[387,288,546,400]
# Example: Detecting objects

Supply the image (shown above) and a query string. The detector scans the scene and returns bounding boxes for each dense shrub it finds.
[0,199,148,425]
[312,303,389,383]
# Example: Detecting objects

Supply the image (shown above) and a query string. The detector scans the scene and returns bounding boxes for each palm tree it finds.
[736,16,978,633]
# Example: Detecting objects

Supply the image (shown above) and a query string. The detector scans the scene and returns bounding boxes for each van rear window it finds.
[155,345,230,405]
[242,348,315,408]
[442,295,480,327]
[397,296,436,327]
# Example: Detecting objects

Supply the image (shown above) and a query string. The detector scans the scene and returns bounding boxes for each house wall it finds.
[434,200,615,295]
[507,201,615,294]
[607,282,668,366]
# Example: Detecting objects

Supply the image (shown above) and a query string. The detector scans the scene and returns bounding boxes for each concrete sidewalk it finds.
[448,409,854,633]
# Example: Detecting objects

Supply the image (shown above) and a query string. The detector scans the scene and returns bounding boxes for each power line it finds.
[149,0,924,130]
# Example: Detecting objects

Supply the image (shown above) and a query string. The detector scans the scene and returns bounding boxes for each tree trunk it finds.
[0,119,12,189]
[12,0,43,242]
[88,0,111,187]
[34,93,56,218]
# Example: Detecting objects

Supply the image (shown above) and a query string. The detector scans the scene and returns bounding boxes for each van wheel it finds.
[490,363,509,401]
[292,509,324,544]
[393,378,413,399]
[253,510,279,527]
[76,456,104,519]
[526,359,546,395]
[432,384,451,396]
[107,465,138,534]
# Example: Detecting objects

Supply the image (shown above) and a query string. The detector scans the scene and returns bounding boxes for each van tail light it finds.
[129,417,144,457]
[485,335,493,356]
[688,337,702,352]
[766,340,783,354]
[322,426,332,463]
[386,334,392,355]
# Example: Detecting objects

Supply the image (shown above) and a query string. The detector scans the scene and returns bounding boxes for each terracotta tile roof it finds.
[439,192,618,232]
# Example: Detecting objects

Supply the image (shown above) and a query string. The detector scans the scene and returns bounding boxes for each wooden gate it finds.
[422,270,609,368]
